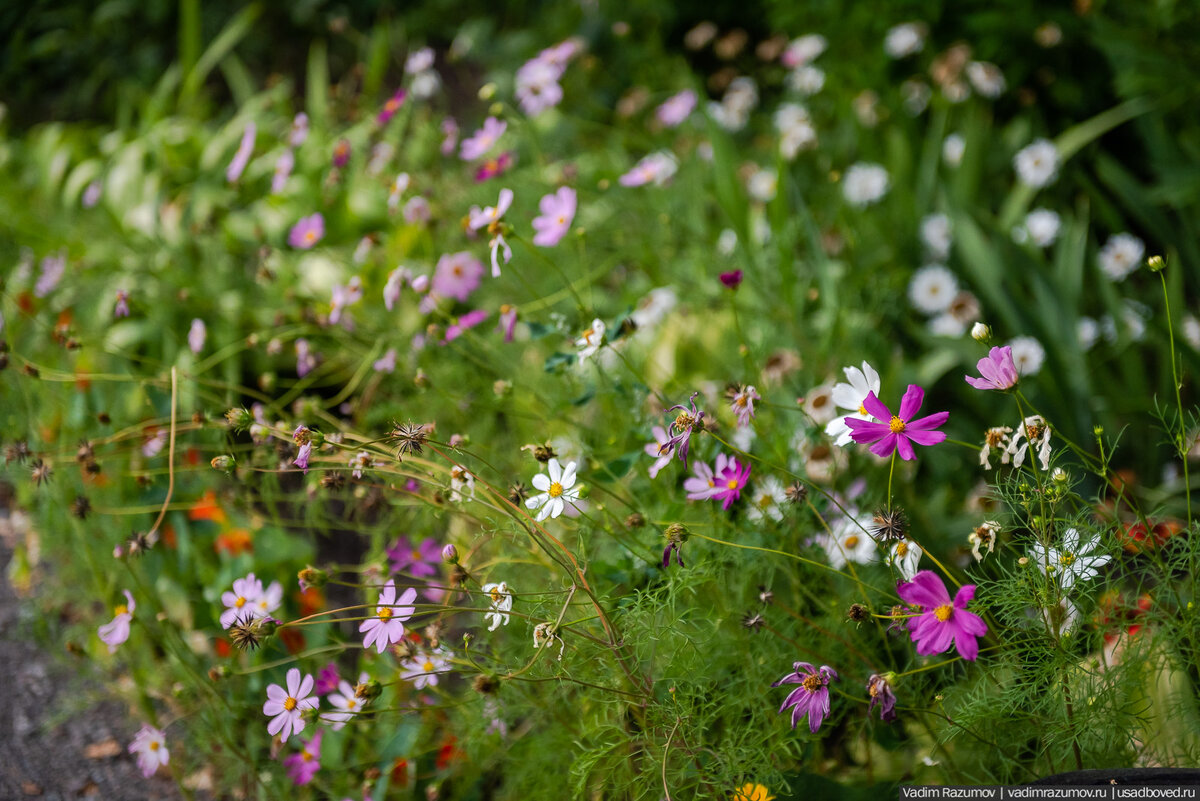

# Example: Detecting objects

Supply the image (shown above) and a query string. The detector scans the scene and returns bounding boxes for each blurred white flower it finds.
[920,213,953,260]
[747,168,777,202]
[966,61,1005,98]
[1077,317,1100,351]
[787,65,825,96]
[775,103,817,159]
[908,264,958,314]
[1015,208,1061,248]
[842,162,889,207]
[1007,336,1045,376]
[884,22,927,59]
[1014,139,1059,188]
[1097,232,1145,281]
[943,133,966,167]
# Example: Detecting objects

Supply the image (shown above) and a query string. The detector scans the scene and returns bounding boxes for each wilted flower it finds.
[98,590,135,653]
[773,662,838,733]
[482,581,513,630]
[866,673,898,722]
[979,426,1014,469]
[886,539,923,581]
[468,187,513,230]
[665,392,706,466]
[644,426,675,479]
[969,521,1001,561]
[728,385,760,428]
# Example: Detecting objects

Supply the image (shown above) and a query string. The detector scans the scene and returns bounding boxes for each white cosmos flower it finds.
[1097,233,1145,281]
[920,213,953,261]
[482,582,514,631]
[824,362,881,446]
[1006,336,1045,376]
[908,264,959,314]
[803,382,837,424]
[886,539,923,581]
[1017,208,1061,248]
[884,22,926,59]
[1028,528,1111,591]
[525,458,580,522]
[575,319,606,363]
[1014,139,1059,189]
[966,61,1005,98]
[943,133,965,167]
[787,65,825,96]
[821,513,877,569]
[842,163,890,207]
[1006,415,1052,470]
[746,475,788,523]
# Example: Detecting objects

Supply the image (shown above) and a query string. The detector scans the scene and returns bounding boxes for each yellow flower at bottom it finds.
[732,783,775,801]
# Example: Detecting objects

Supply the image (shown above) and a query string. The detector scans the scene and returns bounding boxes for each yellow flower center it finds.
[114,604,128,616]
[843,535,859,549]
[548,482,564,498]
[378,607,394,621]
[801,674,823,692]
[149,741,160,751]
[423,660,435,672]
[889,416,906,433]
[1060,553,1076,566]
[283,697,297,711]
[490,588,502,603]
[557,215,566,225]
[934,604,954,622]
[895,541,908,557]
[235,596,246,608]
[726,478,740,489]
[411,549,421,560]
[858,403,868,415]
[303,230,316,244]
[346,699,357,709]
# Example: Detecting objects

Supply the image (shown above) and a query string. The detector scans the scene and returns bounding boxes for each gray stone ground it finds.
[0,503,186,800]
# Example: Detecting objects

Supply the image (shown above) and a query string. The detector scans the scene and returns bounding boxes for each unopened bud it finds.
[298,566,329,590]
[225,408,254,431]
[665,522,689,544]
[210,454,236,473]
[355,679,383,701]
[1051,467,1067,483]
[1147,254,1165,272]
[442,544,459,564]
[971,322,991,343]
[478,83,497,101]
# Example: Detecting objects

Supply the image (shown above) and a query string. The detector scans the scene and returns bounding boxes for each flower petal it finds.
[898,384,924,421]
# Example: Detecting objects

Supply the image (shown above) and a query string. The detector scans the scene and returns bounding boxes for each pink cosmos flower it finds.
[373,348,397,373]
[187,319,206,354]
[314,662,340,696]
[773,662,838,733]
[322,677,366,729]
[289,113,309,147]
[34,252,66,297]
[515,58,563,116]
[469,188,513,230]
[644,426,675,479]
[460,117,506,161]
[619,151,677,187]
[288,213,325,249]
[376,88,407,126]
[443,309,490,343]
[531,187,577,247]
[498,304,518,342]
[896,570,988,661]
[332,139,351,168]
[295,338,317,377]
[965,346,1019,391]
[656,89,698,127]
[433,252,484,301]
[114,290,130,318]
[403,196,431,224]
[272,149,294,194]
[283,728,322,786]
[226,122,256,183]
[128,725,169,778]
[711,456,751,510]
[263,668,318,742]
[685,454,737,500]
[98,589,135,653]
[489,234,512,277]
[845,385,949,461]
[359,580,418,653]
[441,117,459,156]
[329,276,362,326]
[400,650,451,689]
[729,385,760,427]
[387,536,442,578]
[220,573,264,629]
[475,151,514,182]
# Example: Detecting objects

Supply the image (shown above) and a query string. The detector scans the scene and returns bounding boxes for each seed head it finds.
[30,459,53,487]
[871,507,909,542]
[742,611,765,632]
[391,422,428,457]
[72,495,92,520]
[624,512,646,529]
[784,481,809,505]
[847,603,870,623]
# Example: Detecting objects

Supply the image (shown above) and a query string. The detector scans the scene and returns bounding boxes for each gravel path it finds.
[0,493,186,800]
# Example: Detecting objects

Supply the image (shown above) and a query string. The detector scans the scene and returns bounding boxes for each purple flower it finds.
[498,304,518,342]
[475,151,514,183]
[294,442,312,474]
[387,536,443,578]
[288,213,325,249]
[845,385,948,461]
[433,252,484,302]
[188,318,206,354]
[965,346,1019,391]
[373,348,397,373]
[34,252,66,297]
[656,89,697,127]
[443,310,490,343]
[867,673,897,722]
[773,662,838,733]
[295,338,317,377]
[313,662,340,696]
[531,187,577,247]
[662,541,684,568]
[114,290,130,318]
[460,117,506,161]
[331,139,351,168]
[282,728,322,785]
[289,113,309,147]
[226,122,256,183]
[377,88,408,126]
[359,580,417,654]
[896,570,988,661]
[644,426,675,479]
[719,269,743,290]
[729,385,760,428]
[711,456,751,510]
[272,149,294,194]
[665,392,706,466]
[683,457,719,500]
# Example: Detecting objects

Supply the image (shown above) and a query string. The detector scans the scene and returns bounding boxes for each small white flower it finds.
[775,103,817,159]
[901,80,932,116]
[1019,208,1062,248]
[1007,415,1052,471]
[525,458,580,522]
[450,465,475,502]
[717,228,739,256]
[1028,528,1111,591]
[920,213,953,261]
[820,513,877,570]
[908,264,959,315]
[966,61,1005,98]
[824,362,881,447]
[746,475,788,523]
[532,622,565,660]
[406,47,435,74]
[803,382,837,424]
[928,313,967,338]
[482,582,513,631]
[746,168,778,202]
[884,22,926,59]
[842,163,890,208]
[1014,139,1060,189]
[943,133,966,167]
[979,426,1013,469]
[1097,232,1145,281]
[886,539,923,580]
[1007,336,1045,376]
[783,34,827,66]
[1077,317,1100,351]
[1183,315,1200,351]
[968,521,1001,561]
[630,287,677,332]
[786,65,825,96]
[574,319,606,363]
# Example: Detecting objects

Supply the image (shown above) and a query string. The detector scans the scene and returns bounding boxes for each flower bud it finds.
[478,83,497,101]
[210,454,236,474]
[1147,254,1165,272]
[298,566,329,590]
[665,522,689,544]
[355,679,383,701]
[442,544,460,564]
[1051,467,1067,483]
[225,407,254,431]
[971,322,991,343]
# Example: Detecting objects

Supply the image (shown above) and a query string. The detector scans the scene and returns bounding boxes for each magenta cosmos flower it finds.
[845,385,948,461]
[376,88,407,126]
[443,309,490,343]
[288,213,325,249]
[896,570,988,661]
[965,346,1019,391]
[711,456,751,510]
[531,187,577,247]
[773,662,838,733]
[460,117,506,161]
[475,151,514,182]
[263,668,318,742]
[283,728,323,785]
[360,579,417,653]
[388,536,443,577]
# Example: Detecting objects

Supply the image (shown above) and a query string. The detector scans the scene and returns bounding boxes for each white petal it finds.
[532,473,551,491]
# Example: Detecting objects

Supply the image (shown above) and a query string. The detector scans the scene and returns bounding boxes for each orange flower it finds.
[279,627,306,654]
[190,491,227,524]
[215,528,252,556]
[732,784,775,801]
[296,586,323,617]
[390,758,408,785]
[214,637,233,658]
[436,736,459,769]
[160,524,177,549]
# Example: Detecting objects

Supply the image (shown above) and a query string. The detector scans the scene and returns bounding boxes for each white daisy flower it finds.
[1028,528,1111,591]
[966,61,1005,98]
[943,133,966,167]
[908,264,959,314]
[1097,232,1145,281]
[803,382,837,424]
[525,458,580,522]
[1016,208,1061,248]
[824,362,881,446]
[884,22,926,59]
[786,65,825,96]
[821,513,877,569]
[1014,139,1059,189]
[1007,336,1046,376]
[746,475,788,523]
[575,319,606,363]
[842,163,890,208]
[1006,415,1052,470]
[886,539,923,581]
[920,213,953,261]
[482,582,514,631]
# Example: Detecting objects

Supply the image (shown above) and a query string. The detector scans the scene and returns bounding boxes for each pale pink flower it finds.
[459,117,506,161]
[644,426,675,479]
[656,90,697,127]
[359,580,418,653]
[289,113,309,147]
[498,305,518,342]
[98,590,135,653]
[469,188,514,230]
[263,668,318,742]
[272,149,294,194]
[188,319,206,354]
[531,187,577,247]
[400,650,451,689]
[489,234,512,277]
[515,58,563,116]
[220,573,264,629]
[965,346,1019,391]
[433,252,484,301]
[114,290,130,318]
[619,151,677,187]
[128,725,169,778]
[288,213,325,249]
[440,117,459,156]
[226,122,256,183]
